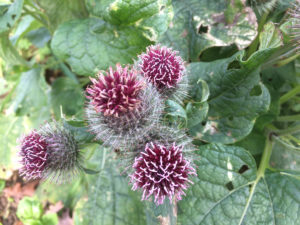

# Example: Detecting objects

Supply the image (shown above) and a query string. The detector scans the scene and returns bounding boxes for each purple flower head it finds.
[85,64,163,150]
[19,131,48,180]
[18,121,82,183]
[138,45,185,90]
[86,64,145,117]
[130,142,196,205]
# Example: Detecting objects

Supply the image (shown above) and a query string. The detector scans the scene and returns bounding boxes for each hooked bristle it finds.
[129,142,196,205]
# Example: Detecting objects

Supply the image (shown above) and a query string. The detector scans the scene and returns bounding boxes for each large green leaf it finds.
[73,150,146,225]
[50,77,84,118]
[188,52,270,143]
[0,69,51,178]
[187,23,285,144]
[159,0,257,61]
[0,114,25,179]
[0,0,23,34]
[51,18,152,76]
[11,68,50,124]
[36,0,88,32]
[178,144,300,225]
[85,0,173,40]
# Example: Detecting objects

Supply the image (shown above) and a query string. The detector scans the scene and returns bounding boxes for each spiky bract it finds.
[137,45,188,103]
[86,64,144,117]
[18,121,82,183]
[130,142,196,205]
[39,121,82,183]
[85,75,163,150]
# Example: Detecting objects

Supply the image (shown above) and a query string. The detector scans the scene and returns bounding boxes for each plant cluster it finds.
[1,0,300,224]
[18,45,197,206]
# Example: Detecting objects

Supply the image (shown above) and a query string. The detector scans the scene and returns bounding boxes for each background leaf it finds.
[51,18,152,76]
[73,149,146,225]
[178,144,300,225]
[0,0,23,34]
[50,77,85,118]
[0,33,29,66]
[159,0,257,61]
[188,52,270,143]
[85,0,173,40]
[36,0,88,32]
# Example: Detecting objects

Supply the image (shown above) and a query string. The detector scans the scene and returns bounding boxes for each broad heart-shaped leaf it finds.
[187,22,286,143]
[51,18,152,76]
[188,52,271,143]
[159,0,257,61]
[0,0,23,34]
[36,0,88,33]
[73,150,146,225]
[85,0,173,40]
[178,144,300,225]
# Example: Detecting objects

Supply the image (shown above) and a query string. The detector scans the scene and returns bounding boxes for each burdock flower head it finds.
[86,64,144,117]
[19,121,82,183]
[137,45,188,103]
[130,142,196,205]
[85,64,163,149]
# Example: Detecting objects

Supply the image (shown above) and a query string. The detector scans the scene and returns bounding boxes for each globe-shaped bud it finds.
[85,64,163,150]
[39,122,82,183]
[137,45,188,103]
[18,121,82,183]
[19,131,48,180]
[130,142,196,205]
[86,64,144,117]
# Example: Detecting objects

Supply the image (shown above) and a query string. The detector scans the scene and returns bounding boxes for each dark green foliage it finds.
[1,0,300,224]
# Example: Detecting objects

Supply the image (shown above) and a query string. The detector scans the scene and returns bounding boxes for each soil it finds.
[0,171,39,225]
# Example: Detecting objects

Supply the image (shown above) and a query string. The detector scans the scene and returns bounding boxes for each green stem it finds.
[23,7,48,27]
[257,135,273,178]
[287,135,300,145]
[279,85,300,104]
[277,114,300,122]
[246,11,269,59]
[277,125,300,136]
[275,52,300,67]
